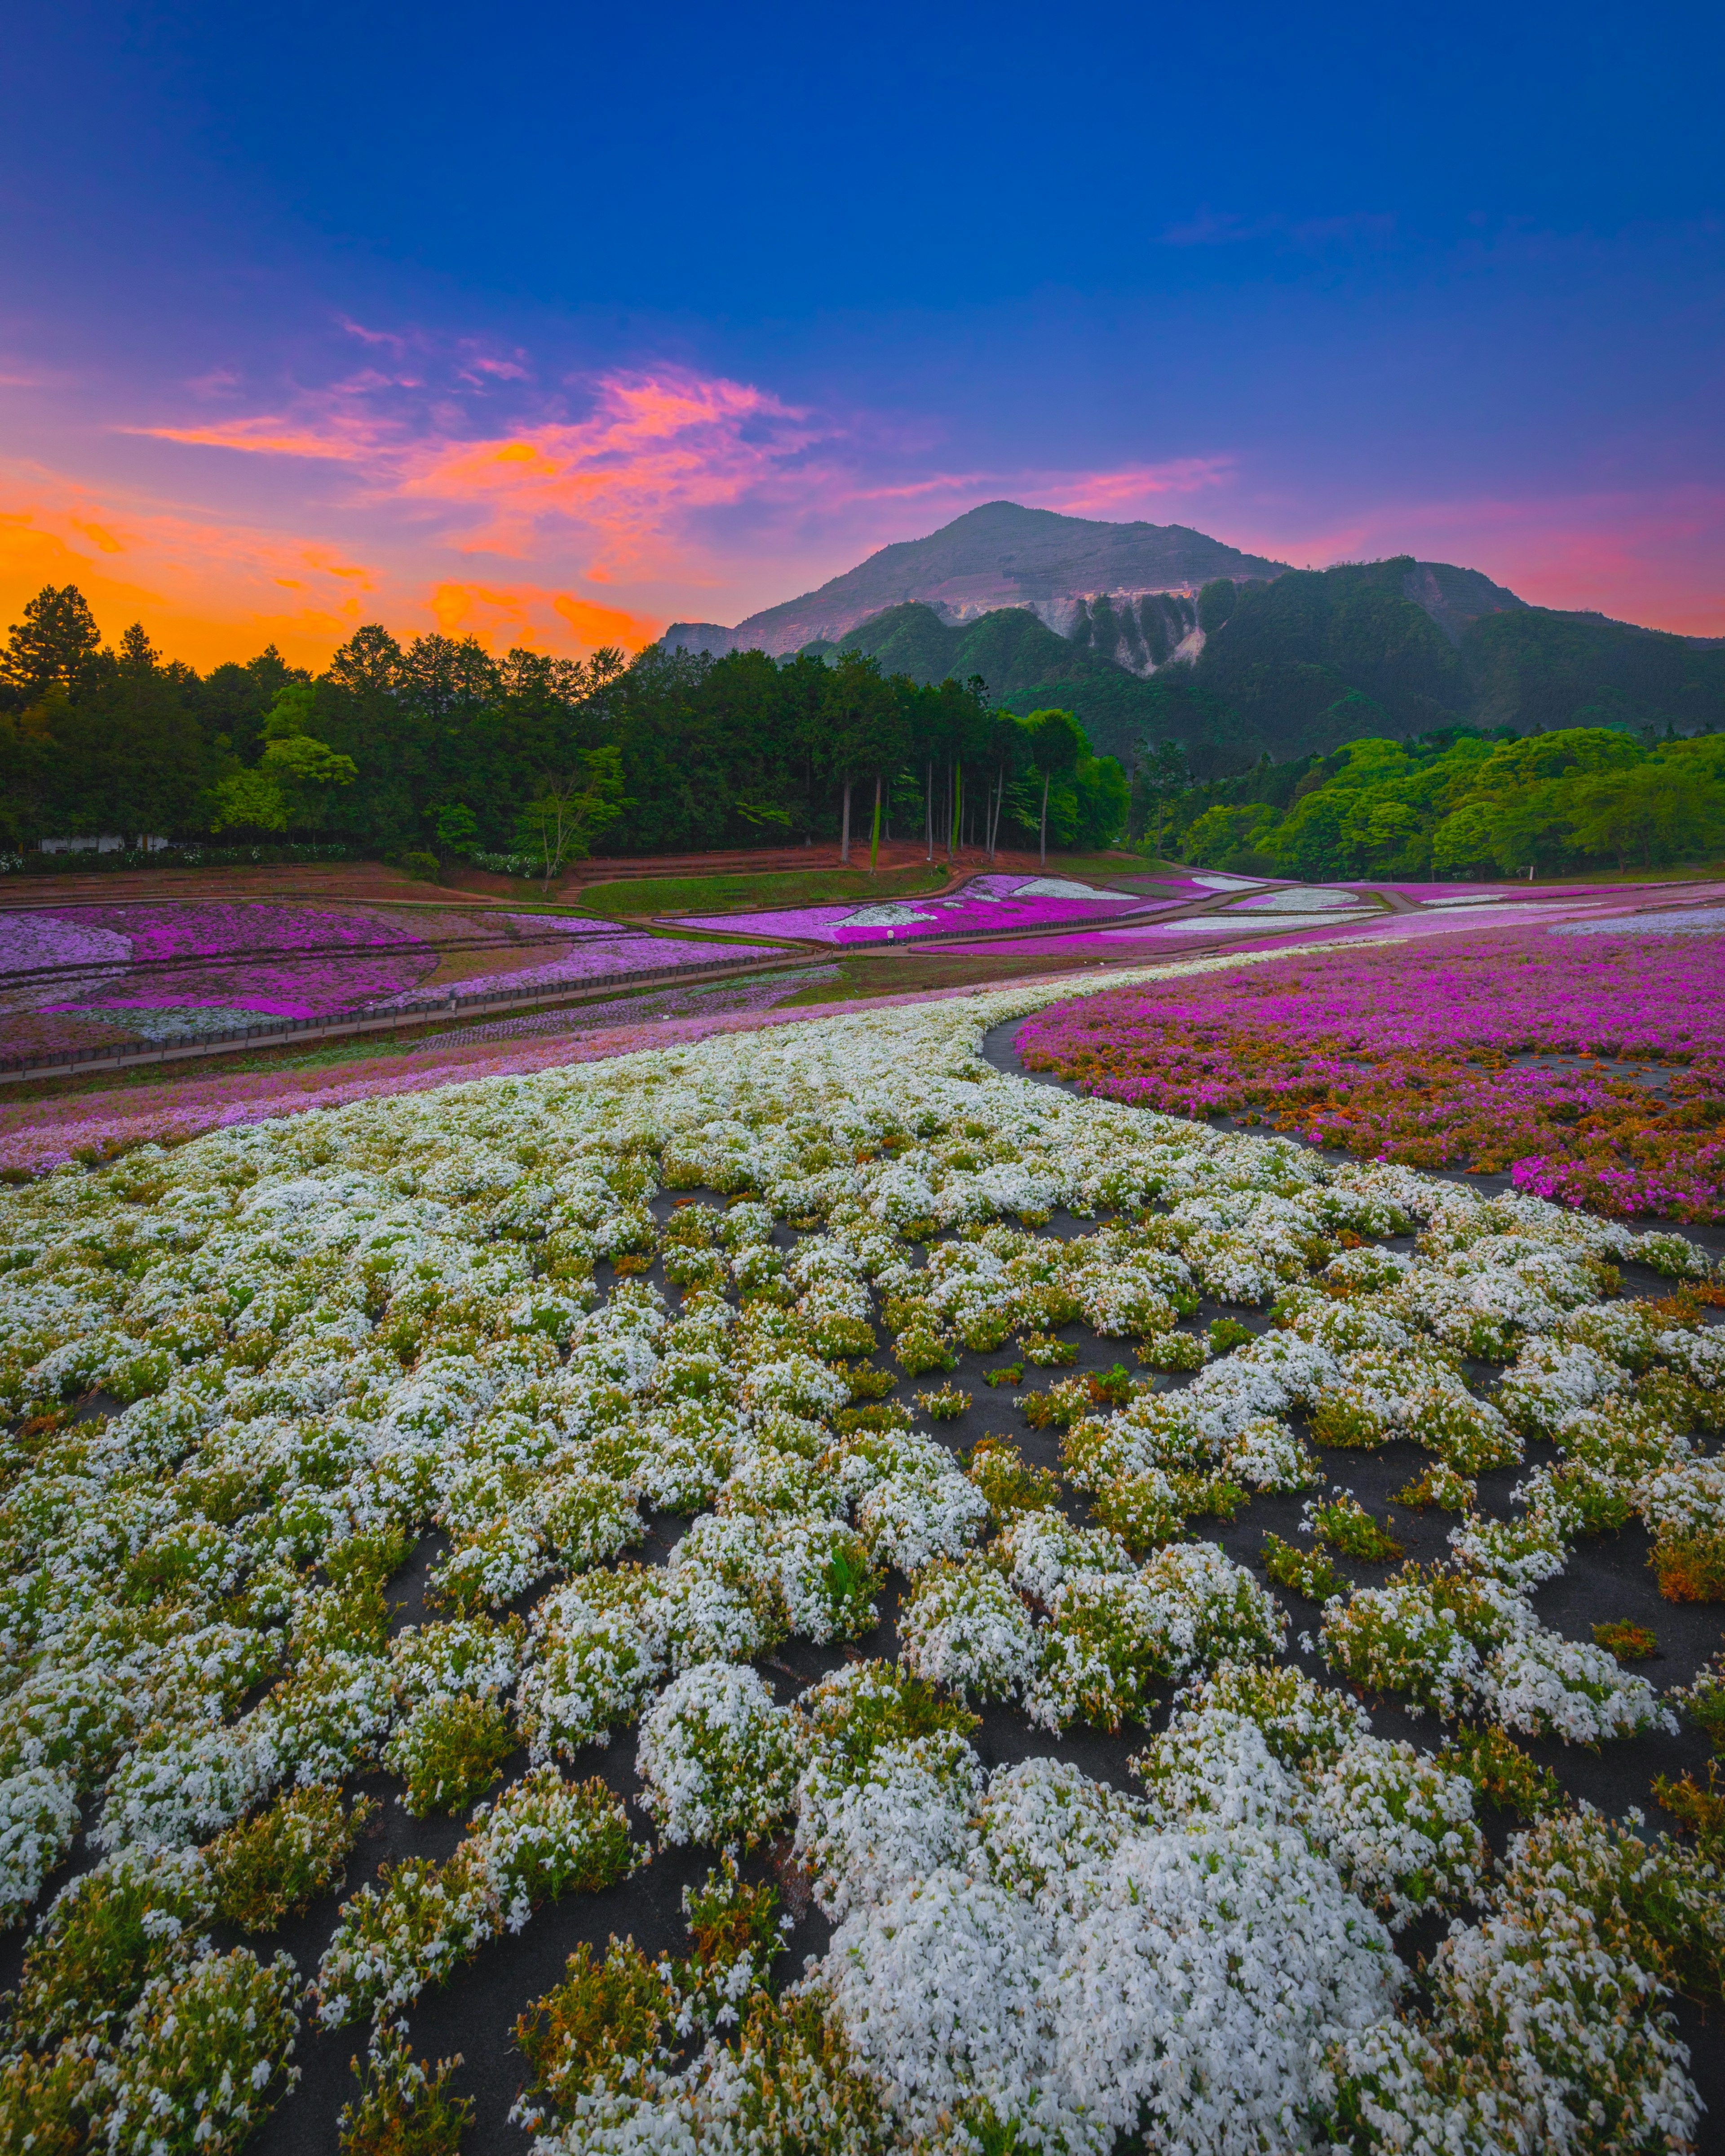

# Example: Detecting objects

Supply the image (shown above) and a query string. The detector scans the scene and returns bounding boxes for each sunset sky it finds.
[3,0,1721,668]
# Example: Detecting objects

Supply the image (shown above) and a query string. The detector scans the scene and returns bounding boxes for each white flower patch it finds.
[1446,1509,1570,1591]
[1323,1898,1698,2155]
[1220,1415,1321,1492]
[389,1615,522,1705]
[517,1602,661,1761]
[1052,1818,1398,2153]
[1130,1709,1300,1835]
[1300,1736,1485,1931]
[976,1756,1149,1920]
[1637,1456,1725,1542]
[1497,1336,1629,1435]
[96,1721,278,1852]
[996,1513,1135,1604]
[1477,1626,1676,1743]
[827,1865,1094,2153]
[0,1765,79,1923]
[898,1556,1039,1703]
[796,1730,983,1922]
[636,1662,798,1848]
[739,1353,850,1420]
[854,1461,989,1575]
[252,1648,397,1788]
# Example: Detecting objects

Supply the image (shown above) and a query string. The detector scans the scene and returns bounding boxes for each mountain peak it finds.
[662,500,1292,657]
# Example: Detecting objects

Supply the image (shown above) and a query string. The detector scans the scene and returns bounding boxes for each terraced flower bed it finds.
[1019,923,1725,1221]
[0,902,781,1059]
[0,986,1721,2155]
[672,873,1152,945]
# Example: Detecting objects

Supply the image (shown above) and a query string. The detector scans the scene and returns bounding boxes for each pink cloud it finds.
[1229,482,1725,636]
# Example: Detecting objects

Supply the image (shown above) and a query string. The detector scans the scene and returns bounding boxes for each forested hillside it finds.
[1149,723,1725,879]
[829,558,1725,778]
[0,586,1128,863]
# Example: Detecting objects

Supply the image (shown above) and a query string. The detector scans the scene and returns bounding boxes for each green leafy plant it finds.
[1019,1330,1079,1368]
[1593,1619,1657,1661]
[1654,1764,1725,1847]
[208,1787,378,1931]
[383,1695,517,1817]
[1261,1533,1345,1603]
[1092,1471,1186,1553]
[1306,1493,1403,1563]
[1436,1723,1561,1820]
[338,2023,473,2155]
[1137,1330,1206,1373]
[915,1385,972,1422]
[894,1328,957,1377]
[1086,1363,1135,1407]
[1393,1464,1477,1512]
[965,1437,1059,1520]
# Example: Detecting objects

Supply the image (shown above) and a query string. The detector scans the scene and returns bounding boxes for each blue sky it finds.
[2,0,1721,664]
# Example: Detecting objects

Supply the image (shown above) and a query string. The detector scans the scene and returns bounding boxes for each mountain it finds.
[661,500,1290,657]
[831,561,1725,775]
[660,504,1725,774]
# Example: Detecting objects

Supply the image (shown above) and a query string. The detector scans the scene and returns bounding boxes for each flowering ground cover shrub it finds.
[0,967,1719,2147]
[673,872,1149,946]
[312,1772,641,2028]
[1,898,783,1055]
[635,1663,799,1847]
[1019,923,1725,1219]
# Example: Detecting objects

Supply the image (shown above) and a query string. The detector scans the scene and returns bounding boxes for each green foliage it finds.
[1307,1493,1404,1563]
[965,1436,1059,1519]
[14,1852,213,2049]
[1167,722,1725,879]
[1260,1532,1345,1602]
[514,1937,671,2116]
[384,1695,518,1816]
[1436,1723,1561,1819]
[208,1787,378,1931]
[338,2025,472,2156]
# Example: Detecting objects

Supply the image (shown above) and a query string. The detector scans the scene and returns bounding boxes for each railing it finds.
[0,951,813,1084]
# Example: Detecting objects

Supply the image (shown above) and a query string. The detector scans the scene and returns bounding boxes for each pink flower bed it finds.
[365,925,779,1011]
[23,902,436,1024]
[673,873,1156,945]
[0,901,782,1055]
[1017,922,1725,1220]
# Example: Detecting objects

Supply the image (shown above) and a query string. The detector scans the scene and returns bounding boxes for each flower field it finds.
[1019,923,1725,1221]
[0,901,780,1057]
[673,873,1157,945]
[0,976,1720,2153]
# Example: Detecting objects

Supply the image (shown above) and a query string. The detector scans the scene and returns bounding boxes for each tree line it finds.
[0,587,1128,868]
[1141,723,1725,878]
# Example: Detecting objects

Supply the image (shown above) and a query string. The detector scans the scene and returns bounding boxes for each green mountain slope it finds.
[833,602,1209,765]
[835,560,1725,772]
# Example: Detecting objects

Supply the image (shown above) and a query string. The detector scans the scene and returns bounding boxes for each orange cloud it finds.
[0,467,665,672]
[430,580,661,654]
[0,501,376,670]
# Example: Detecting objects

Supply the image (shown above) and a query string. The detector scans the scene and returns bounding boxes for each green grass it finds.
[770,945,1146,1006]
[578,865,947,919]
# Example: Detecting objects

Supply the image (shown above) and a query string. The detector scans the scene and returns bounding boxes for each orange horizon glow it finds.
[0,497,665,674]
[8,352,1722,673]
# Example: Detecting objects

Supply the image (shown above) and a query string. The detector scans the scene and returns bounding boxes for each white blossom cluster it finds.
[0,972,1717,2150]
